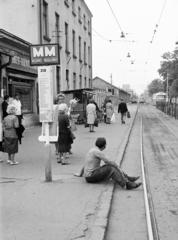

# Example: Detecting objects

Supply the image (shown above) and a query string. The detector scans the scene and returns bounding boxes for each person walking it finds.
[74,137,142,190]
[3,105,19,165]
[118,98,128,124]
[86,99,97,132]
[57,103,73,165]
[105,99,114,124]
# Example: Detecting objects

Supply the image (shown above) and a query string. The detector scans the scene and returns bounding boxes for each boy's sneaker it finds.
[127,176,140,182]
[126,182,142,190]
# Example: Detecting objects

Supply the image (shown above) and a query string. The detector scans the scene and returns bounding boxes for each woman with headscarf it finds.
[57,103,73,165]
[105,99,114,124]
[3,105,19,165]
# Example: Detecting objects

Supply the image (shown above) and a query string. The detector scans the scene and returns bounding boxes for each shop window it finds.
[13,85,33,113]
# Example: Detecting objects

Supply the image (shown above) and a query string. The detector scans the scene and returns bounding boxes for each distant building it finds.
[92,76,131,108]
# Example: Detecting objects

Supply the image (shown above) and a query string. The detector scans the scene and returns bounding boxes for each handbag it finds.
[94,118,99,127]
[127,111,131,118]
[111,113,116,123]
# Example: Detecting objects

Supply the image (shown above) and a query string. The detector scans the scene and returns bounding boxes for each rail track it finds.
[105,104,176,240]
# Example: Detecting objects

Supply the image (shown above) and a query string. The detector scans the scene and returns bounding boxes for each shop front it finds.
[0,29,38,127]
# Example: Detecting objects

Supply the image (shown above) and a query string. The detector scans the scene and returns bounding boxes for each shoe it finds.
[126,182,142,190]
[127,176,140,182]
[61,157,70,165]
[6,160,12,164]
[10,161,19,165]
[0,159,4,163]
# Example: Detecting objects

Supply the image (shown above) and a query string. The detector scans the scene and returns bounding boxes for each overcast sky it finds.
[85,0,178,95]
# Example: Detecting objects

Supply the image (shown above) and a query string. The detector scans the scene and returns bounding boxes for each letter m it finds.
[33,47,44,57]
[45,46,55,56]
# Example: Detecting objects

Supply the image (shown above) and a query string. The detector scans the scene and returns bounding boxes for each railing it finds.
[156,101,178,119]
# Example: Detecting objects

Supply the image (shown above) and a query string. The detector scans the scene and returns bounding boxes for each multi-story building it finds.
[0,0,92,125]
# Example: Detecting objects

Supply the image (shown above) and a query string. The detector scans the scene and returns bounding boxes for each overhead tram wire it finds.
[150,0,167,43]
[105,0,126,38]
[92,28,135,43]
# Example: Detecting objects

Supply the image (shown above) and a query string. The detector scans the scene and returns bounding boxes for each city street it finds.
[1,104,178,240]
[0,105,136,240]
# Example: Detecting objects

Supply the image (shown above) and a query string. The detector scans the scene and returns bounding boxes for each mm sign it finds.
[30,44,60,66]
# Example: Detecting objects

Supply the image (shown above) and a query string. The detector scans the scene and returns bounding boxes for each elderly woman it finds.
[57,103,73,165]
[3,105,19,165]
[105,99,114,124]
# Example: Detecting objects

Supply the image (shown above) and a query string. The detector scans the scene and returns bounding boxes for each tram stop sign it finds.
[30,44,60,66]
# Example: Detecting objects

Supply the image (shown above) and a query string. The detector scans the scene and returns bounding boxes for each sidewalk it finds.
[0,105,136,240]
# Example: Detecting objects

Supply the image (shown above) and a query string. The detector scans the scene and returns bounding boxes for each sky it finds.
[85,0,178,95]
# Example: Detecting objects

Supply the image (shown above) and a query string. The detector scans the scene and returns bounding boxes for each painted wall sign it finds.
[30,44,60,66]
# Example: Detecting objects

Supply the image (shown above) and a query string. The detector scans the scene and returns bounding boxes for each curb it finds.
[85,106,139,240]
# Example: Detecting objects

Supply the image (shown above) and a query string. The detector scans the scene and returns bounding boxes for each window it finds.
[83,14,86,30]
[66,69,69,90]
[43,1,49,39]
[79,75,82,89]
[84,77,87,88]
[88,46,91,66]
[73,72,76,89]
[84,42,87,64]
[79,36,82,62]
[65,22,69,54]
[64,0,69,7]
[72,0,76,16]
[55,13,60,44]
[89,78,92,88]
[88,20,91,35]
[72,30,76,58]
[56,66,61,93]
[78,7,82,24]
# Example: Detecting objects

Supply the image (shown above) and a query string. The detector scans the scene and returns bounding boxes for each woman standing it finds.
[105,99,114,124]
[57,103,73,165]
[86,99,97,132]
[3,105,19,165]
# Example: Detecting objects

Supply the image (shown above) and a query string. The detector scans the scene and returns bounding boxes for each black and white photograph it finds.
[0,0,178,239]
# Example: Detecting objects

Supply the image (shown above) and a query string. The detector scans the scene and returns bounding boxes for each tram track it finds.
[105,105,161,240]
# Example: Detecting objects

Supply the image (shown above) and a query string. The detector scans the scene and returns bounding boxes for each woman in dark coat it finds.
[57,104,73,165]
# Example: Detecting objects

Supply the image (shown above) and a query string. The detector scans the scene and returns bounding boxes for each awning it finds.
[8,72,36,81]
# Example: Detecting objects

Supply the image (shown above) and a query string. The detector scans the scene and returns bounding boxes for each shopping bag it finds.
[111,113,116,123]
[127,111,131,118]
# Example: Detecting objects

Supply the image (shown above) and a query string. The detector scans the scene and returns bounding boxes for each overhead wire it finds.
[105,0,125,37]
[150,0,167,43]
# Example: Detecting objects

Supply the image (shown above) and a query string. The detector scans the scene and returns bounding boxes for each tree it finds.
[147,78,164,96]
[158,50,178,97]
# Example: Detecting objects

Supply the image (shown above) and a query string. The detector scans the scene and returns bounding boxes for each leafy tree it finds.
[147,78,164,96]
[158,50,178,97]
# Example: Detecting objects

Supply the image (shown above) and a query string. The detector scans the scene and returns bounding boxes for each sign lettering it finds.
[30,44,60,66]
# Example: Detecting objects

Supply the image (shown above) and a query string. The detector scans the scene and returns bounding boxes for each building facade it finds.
[0,0,92,93]
[0,0,92,125]
[0,29,38,126]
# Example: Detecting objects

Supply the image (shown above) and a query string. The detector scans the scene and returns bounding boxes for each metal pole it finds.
[45,122,52,182]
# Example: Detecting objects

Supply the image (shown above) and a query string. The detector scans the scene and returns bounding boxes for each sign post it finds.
[30,44,60,182]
